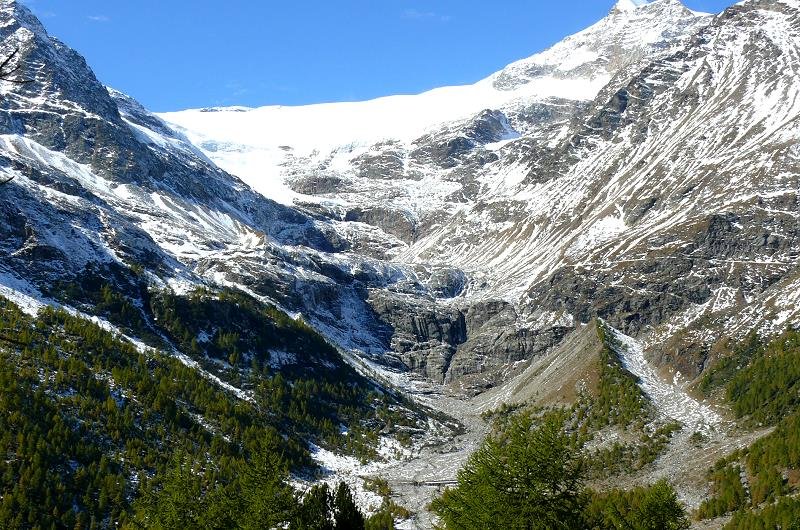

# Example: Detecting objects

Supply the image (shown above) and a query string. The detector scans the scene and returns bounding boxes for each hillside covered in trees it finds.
[428,325,800,529]
[694,329,800,527]
[0,293,419,529]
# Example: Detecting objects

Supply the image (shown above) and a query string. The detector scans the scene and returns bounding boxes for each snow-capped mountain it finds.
[161,0,709,210]
[159,0,800,386]
[0,0,355,354]
[3,0,800,523]
[2,0,799,393]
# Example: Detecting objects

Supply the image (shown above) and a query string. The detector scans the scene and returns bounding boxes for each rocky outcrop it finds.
[345,206,418,243]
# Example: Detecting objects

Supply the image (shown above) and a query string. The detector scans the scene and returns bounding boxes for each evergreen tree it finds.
[292,484,334,530]
[131,451,207,530]
[586,480,689,530]
[235,441,298,529]
[333,481,365,530]
[431,412,585,529]
[636,480,689,530]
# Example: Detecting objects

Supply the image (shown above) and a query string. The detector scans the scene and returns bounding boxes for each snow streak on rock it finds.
[607,325,722,434]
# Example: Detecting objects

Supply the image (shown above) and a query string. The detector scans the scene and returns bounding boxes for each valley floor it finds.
[376,384,495,530]
[324,326,775,529]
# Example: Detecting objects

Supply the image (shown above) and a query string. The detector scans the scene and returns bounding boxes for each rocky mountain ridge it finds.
[163,0,800,388]
[3,0,798,392]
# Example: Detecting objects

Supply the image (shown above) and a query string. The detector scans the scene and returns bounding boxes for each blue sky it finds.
[22,0,733,112]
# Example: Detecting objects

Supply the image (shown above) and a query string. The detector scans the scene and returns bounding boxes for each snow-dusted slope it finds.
[160,0,800,387]
[3,0,799,393]
[0,0,473,390]
[607,325,722,434]
[0,0,373,342]
[161,0,709,207]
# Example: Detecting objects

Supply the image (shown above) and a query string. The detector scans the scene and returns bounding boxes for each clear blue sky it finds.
[21,0,734,112]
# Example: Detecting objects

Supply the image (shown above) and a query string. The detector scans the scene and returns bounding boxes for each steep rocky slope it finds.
[164,0,800,390]
[0,0,438,459]
[4,0,797,391]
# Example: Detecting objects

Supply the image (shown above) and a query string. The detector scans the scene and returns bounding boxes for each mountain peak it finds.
[612,0,650,13]
[0,0,125,142]
[487,0,706,95]
[0,0,49,38]
[611,0,697,16]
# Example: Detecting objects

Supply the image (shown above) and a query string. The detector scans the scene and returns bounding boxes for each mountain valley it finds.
[0,0,799,527]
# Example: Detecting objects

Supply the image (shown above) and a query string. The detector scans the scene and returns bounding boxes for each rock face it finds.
[161,0,800,387]
[2,0,800,393]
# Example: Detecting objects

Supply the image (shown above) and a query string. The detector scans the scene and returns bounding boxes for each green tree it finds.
[636,481,689,530]
[365,510,394,530]
[234,441,298,529]
[333,481,365,530]
[131,451,207,530]
[430,412,585,529]
[292,484,334,530]
[586,480,689,530]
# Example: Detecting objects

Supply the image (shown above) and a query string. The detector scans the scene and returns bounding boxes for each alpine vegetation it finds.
[0,0,799,528]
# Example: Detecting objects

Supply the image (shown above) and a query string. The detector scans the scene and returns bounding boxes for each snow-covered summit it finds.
[490,0,707,92]
[0,0,48,35]
[613,0,650,12]
[1,0,799,518]
[161,1,709,206]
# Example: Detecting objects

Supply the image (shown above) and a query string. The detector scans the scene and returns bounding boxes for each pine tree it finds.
[131,451,206,530]
[235,442,297,529]
[585,480,689,530]
[636,480,690,530]
[333,482,364,530]
[292,484,334,530]
[431,412,585,529]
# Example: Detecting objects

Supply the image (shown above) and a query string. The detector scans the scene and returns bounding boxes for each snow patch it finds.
[606,325,723,435]
[268,349,297,369]
[566,214,627,259]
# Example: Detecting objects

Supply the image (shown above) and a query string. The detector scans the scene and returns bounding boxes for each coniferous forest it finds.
[5,283,800,528]
[0,293,406,529]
